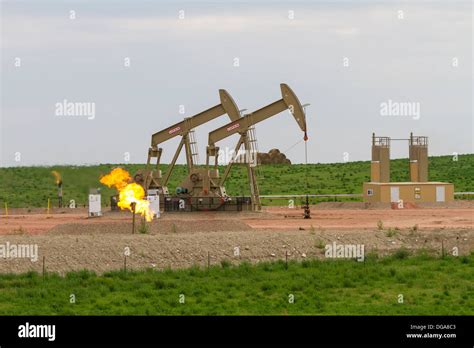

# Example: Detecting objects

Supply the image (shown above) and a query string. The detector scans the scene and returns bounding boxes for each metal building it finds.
[363,133,454,204]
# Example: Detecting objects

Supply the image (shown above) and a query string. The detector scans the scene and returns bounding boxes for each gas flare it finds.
[100,168,154,221]
[51,171,62,185]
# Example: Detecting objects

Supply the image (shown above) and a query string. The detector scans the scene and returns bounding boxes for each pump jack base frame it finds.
[162,196,254,212]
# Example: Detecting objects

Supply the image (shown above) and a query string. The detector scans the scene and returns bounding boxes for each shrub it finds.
[377,220,384,230]
[315,239,325,249]
[220,260,231,268]
[409,224,419,235]
[393,248,410,260]
[138,220,149,234]
[385,228,397,237]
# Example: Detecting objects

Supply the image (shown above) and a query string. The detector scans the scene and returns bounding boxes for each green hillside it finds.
[0,154,472,208]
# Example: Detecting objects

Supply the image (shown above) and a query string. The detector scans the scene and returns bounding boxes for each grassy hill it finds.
[0,154,472,208]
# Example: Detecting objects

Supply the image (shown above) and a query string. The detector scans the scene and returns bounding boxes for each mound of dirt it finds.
[47,219,253,235]
[416,201,474,209]
[1,227,471,275]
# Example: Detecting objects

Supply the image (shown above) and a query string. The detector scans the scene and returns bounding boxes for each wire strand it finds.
[282,138,304,154]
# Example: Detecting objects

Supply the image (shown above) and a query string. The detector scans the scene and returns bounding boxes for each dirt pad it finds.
[1,203,472,235]
[0,204,472,274]
[251,206,473,230]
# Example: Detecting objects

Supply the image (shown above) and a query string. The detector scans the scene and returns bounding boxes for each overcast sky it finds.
[1,0,472,167]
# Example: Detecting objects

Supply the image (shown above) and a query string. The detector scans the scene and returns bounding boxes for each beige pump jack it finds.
[177,83,308,211]
[134,90,241,195]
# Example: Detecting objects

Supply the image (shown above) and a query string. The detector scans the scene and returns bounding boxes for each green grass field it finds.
[0,154,472,208]
[0,253,472,315]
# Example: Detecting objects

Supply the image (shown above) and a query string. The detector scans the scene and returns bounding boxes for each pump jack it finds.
[176,83,308,211]
[134,90,241,196]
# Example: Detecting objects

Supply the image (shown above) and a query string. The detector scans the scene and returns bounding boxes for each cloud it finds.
[2,8,365,51]
[1,2,471,166]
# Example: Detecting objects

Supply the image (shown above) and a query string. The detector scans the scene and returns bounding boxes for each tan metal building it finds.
[363,133,454,203]
[363,181,454,203]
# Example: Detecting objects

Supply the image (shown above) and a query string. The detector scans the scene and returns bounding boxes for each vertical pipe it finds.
[131,202,136,234]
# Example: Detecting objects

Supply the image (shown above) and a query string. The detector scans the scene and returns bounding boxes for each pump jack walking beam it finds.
[141,90,241,192]
[206,83,308,210]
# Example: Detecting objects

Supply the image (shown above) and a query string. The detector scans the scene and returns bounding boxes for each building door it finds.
[390,187,399,203]
[436,186,445,202]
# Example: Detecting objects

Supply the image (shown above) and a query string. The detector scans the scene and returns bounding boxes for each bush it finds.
[220,260,231,268]
[377,220,384,230]
[138,220,149,234]
[386,228,397,237]
[393,248,410,260]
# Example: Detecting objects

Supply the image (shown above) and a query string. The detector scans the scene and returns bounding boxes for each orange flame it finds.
[51,170,62,185]
[100,168,154,221]
[99,168,130,190]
